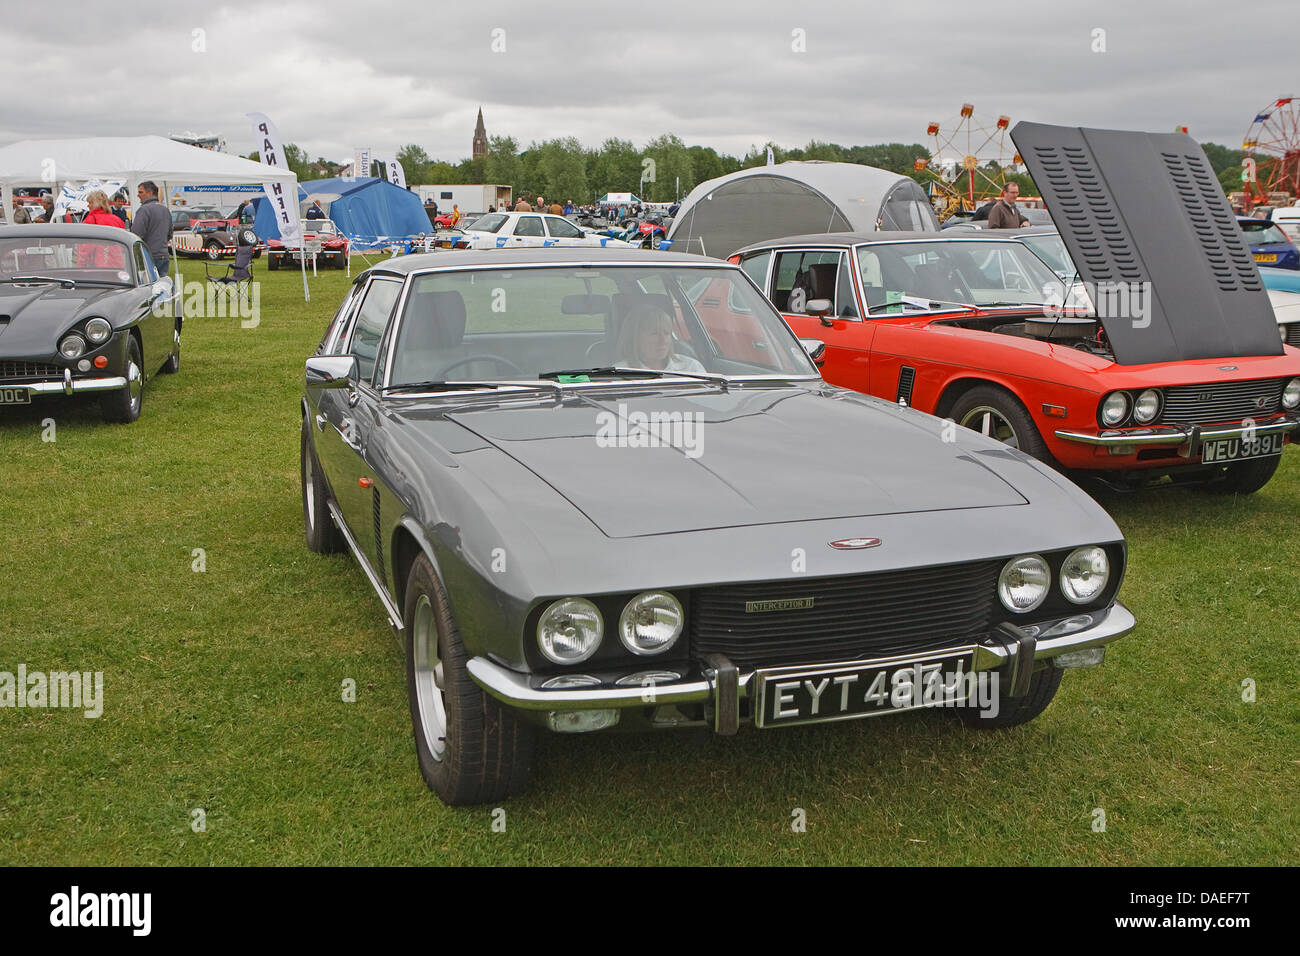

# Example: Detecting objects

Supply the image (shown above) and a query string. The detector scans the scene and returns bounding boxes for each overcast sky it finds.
[1,1,1294,163]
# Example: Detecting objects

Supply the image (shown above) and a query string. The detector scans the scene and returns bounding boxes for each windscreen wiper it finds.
[0,275,76,288]
[539,366,727,385]
[383,380,503,393]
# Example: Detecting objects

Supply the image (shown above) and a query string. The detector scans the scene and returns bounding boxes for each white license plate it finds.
[1202,433,1283,463]
[0,386,31,405]
[754,651,976,728]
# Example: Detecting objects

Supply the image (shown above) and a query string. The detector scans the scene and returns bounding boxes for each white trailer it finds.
[417,184,512,216]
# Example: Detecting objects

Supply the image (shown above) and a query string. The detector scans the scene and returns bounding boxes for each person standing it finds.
[81,190,126,229]
[987,182,1030,229]
[306,200,326,220]
[131,181,173,275]
[11,198,32,224]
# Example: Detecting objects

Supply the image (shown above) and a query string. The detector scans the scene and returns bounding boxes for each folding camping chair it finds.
[206,233,257,307]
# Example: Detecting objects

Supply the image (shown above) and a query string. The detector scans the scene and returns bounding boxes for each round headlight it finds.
[998,555,1050,614]
[1060,546,1110,604]
[58,334,86,359]
[1283,377,1300,410]
[618,591,684,656]
[1132,389,1161,423]
[1100,392,1130,427]
[537,598,603,664]
[84,318,112,345]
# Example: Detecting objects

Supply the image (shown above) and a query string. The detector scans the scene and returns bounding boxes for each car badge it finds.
[829,537,882,550]
[1219,366,1237,371]
[745,598,814,613]
[1254,396,1268,409]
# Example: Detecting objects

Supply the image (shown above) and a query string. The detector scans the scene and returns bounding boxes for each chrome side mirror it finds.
[799,338,826,366]
[306,355,356,389]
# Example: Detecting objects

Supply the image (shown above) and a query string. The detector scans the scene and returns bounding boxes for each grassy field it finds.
[1,258,1297,866]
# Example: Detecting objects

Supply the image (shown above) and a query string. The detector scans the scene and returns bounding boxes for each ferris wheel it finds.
[915,104,1021,221]
[1242,96,1300,206]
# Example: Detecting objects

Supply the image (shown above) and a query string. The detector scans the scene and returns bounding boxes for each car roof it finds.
[732,230,1043,254]
[364,246,728,275]
[0,223,141,244]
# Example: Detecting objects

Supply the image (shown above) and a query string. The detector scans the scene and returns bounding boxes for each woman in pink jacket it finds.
[78,190,128,268]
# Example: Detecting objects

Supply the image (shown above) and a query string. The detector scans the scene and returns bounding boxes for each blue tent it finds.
[251,176,430,242]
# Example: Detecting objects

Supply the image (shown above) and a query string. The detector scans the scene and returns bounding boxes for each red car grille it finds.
[0,360,60,381]
[690,560,1002,669]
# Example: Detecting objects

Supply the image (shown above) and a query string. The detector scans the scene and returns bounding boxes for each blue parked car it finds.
[1239,218,1299,270]
[1260,265,1300,292]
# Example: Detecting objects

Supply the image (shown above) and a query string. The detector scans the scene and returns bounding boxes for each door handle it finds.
[315,415,327,431]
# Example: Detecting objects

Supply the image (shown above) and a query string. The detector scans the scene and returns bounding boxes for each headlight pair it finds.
[998,547,1110,614]
[537,591,683,664]
[59,318,113,359]
[1100,389,1162,427]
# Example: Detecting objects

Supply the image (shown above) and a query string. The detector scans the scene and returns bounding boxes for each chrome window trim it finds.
[342,274,404,385]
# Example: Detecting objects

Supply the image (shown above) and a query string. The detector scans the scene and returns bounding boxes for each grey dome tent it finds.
[666,161,937,258]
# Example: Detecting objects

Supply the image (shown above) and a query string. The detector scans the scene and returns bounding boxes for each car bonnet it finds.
[1011,121,1283,365]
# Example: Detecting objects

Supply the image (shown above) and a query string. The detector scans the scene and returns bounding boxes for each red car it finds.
[732,123,1300,494]
[265,218,349,270]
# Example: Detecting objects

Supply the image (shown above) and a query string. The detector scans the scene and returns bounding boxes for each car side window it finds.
[344,278,403,383]
[320,280,365,353]
[515,217,544,238]
[133,243,154,283]
[771,250,842,314]
[739,250,771,290]
[546,217,583,239]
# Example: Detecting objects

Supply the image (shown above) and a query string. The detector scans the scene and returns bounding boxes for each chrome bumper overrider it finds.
[10,370,128,396]
[466,601,1137,720]
[1055,415,1299,449]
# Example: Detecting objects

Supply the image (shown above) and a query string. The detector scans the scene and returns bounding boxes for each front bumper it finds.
[1055,415,1300,455]
[4,369,127,396]
[465,601,1136,730]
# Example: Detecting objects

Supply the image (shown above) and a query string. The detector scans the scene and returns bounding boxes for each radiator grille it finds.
[1286,324,1300,348]
[690,560,1001,669]
[1160,379,1284,425]
[0,360,60,381]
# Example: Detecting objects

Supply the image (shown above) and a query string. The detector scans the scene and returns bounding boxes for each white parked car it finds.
[1268,288,1300,348]
[456,212,632,250]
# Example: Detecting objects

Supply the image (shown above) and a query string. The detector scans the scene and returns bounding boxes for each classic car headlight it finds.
[58,333,86,359]
[1060,546,1110,604]
[618,591,684,656]
[1132,389,1161,424]
[998,555,1050,614]
[84,318,112,345]
[1283,377,1300,410]
[1099,391,1130,427]
[537,597,603,664]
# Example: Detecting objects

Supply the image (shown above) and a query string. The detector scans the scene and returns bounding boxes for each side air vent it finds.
[1157,149,1262,293]
[372,486,385,582]
[896,366,916,405]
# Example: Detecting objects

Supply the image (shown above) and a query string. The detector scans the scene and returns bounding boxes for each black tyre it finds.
[957,665,1063,729]
[334,253,347,270]
[204,241,222,261]
[101,336,143,423]
[950,385,1051,463]
[268,254,280,271]
[1198,453,1282,495]
[160,321,180,374]
[404,553,535,806]
[301,416,342,554]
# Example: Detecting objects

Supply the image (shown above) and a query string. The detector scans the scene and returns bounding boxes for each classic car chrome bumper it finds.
[11,370,128,396]
[466,601,1137,726]
[1055,415,1300,450]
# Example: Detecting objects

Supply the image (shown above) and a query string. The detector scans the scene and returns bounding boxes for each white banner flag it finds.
[353,147,372,181]
[247,112,303,249]
[54,178,126,220]
[766,146,775,166]
[386,158,407,190]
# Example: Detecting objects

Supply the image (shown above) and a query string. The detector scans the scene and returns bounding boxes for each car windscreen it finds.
[1018,233,1074,276]
[0,237,134,284]
[386,265,819,386]
[856,240,1065,309]
[465,214,507,233]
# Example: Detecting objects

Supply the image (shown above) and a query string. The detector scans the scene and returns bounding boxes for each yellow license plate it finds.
[1254,253,1278,263]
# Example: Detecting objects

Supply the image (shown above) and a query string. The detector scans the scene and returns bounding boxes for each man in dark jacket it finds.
[131,181,173,275]
[987,183,1029,229]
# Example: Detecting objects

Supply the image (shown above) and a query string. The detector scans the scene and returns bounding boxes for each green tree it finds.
[535,137,588,205]
[484,136,523,190]
[589,138,642,199]
[396,144,432,184]
[643,134,693,202]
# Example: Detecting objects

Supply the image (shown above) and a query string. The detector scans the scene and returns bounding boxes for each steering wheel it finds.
[437,354,524,379]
